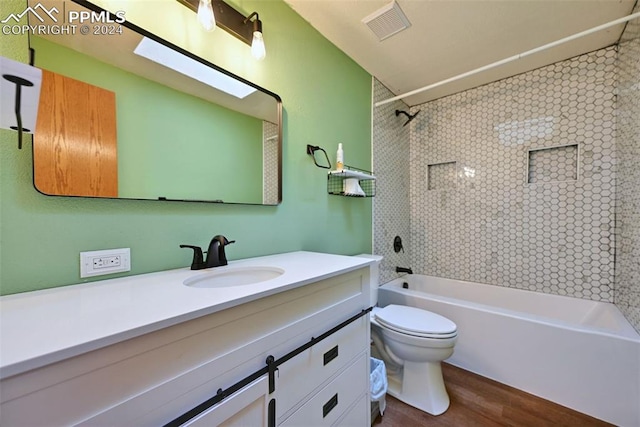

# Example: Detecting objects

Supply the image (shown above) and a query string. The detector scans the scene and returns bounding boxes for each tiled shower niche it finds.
[428,162,457,190]
[527,144,579,184]
[408,47,617,302]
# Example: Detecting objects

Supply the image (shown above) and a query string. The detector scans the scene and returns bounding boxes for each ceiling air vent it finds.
[362,1,411,41]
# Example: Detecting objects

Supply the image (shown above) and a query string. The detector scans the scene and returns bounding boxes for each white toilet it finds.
[359,255,458,416]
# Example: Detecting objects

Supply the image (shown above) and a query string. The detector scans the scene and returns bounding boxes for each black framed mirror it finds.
[28,0,282,205]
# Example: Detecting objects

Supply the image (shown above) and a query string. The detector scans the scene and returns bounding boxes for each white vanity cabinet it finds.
[0,262,371,427]
[274,316,369,425]
[280,353,369,427]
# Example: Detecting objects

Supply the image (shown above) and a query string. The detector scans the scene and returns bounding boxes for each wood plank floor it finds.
[373,363,612,426]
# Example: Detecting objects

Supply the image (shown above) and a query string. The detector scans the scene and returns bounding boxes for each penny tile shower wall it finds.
[408,47,617,301]
[372,78,411,284]
[616,7,640,332]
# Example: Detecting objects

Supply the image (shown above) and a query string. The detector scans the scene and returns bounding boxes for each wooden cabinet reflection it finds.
[34,70,118,197]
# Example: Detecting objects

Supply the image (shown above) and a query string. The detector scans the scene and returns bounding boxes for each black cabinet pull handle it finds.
[322,393,338,418]
[268,399,276,427]
[323,345,339,365]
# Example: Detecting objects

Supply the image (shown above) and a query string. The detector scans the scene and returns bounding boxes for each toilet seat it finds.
[374,305,457,339]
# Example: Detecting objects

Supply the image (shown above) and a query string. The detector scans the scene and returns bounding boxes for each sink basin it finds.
[184,266,285,288]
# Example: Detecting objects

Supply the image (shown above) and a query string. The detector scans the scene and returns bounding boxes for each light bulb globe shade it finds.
[251,31,266,60]
[197,0,216,32]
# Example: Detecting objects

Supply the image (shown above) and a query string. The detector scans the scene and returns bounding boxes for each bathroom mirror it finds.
[29,0,282,205]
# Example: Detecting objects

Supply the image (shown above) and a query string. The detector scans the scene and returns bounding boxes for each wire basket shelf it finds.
[327,165,376,197]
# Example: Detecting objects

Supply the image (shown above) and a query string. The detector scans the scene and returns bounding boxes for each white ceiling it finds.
[284,0,636,106]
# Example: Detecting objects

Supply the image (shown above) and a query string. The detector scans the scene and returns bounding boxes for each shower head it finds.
[395,109,420,127]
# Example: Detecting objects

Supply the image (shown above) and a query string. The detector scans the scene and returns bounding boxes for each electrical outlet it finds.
[80,248,131,278]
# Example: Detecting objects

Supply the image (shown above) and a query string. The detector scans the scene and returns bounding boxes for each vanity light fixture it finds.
[177,0,266,60]
[197,0,216,32]
[245,12,266,61]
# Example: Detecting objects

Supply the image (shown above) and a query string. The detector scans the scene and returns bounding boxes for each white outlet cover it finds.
[80,248,131,278]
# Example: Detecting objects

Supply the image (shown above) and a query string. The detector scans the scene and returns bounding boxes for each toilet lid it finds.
[375,305,457,337]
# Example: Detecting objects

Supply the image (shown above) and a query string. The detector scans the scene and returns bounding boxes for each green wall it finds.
[0,0,372,295]
[31,36,263,203]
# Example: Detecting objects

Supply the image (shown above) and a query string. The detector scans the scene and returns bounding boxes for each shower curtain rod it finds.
[375,11,640,107]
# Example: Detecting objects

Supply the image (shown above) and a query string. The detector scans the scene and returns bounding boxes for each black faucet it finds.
[180,235,236,270]
[396,266,413,275]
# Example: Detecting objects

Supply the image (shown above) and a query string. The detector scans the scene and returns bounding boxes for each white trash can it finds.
[370,357,388,416]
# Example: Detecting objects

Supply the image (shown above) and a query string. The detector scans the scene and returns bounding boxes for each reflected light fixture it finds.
[197,0,215,32]
[177,0,266,60]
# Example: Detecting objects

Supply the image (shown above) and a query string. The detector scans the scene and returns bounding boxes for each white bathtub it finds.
[378,275,640,427]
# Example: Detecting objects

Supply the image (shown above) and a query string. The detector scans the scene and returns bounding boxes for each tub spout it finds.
[396,266,413,274]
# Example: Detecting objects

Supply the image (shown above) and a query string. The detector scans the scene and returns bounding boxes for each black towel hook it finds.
[2,74,34,150]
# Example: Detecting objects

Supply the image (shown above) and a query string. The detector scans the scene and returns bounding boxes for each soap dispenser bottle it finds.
[336,143,344,171]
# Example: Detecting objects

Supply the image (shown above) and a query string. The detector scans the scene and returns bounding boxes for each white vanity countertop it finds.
[0,251,374,378]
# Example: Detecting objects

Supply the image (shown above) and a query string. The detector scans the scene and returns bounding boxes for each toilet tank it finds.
[355,254,383,307]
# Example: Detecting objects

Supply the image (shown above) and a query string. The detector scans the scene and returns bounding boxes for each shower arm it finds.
[395,109,420,126]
